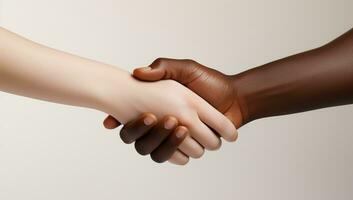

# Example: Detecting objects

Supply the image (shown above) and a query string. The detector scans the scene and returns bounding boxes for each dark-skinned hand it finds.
[104,58,243,164]
[104,113,189,165]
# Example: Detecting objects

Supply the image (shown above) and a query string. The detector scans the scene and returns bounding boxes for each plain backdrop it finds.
[0,0,353,200]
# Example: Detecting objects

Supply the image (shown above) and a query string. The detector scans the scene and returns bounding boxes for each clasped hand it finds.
[2,27,352,166]
[103,58,241,165]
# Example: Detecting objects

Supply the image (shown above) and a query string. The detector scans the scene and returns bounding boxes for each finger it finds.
[195,98,238,142]
[133,66,165,81]
[120,113,157,144]
[177,135,204,158]
[186,117,222,151]
[134,116,178,155]
[168,150,189,165]
[103,115,121,129]
[133,58,187,82]
[150,126,188,163]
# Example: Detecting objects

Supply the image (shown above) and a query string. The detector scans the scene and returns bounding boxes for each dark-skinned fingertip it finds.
[150,154,166,163]
[134,142,150,156]
[119,130,134,144]
[133,67,151,77]
[103,119,116,129]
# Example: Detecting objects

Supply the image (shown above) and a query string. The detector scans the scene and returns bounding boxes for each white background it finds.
[0,0,353,199]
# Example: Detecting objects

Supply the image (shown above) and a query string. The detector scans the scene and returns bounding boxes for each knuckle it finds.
[152,57,167,66]
[179,111,198,126]
[183,59,196,65]
[177,103,196,117]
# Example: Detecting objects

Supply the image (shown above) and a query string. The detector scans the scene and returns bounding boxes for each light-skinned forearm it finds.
[0,27,130,111]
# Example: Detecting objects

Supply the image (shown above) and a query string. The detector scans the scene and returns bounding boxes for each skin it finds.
[0,27,237,165]
[104,114,190,164]
[105,28,353,164]
[117,113,189,164]
[104,59,243,164]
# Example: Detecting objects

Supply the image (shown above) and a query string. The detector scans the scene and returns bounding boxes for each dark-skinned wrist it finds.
[231,71,260,126]
[230,61,296,124]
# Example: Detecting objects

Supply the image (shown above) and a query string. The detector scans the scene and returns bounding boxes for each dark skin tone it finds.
[105,28,353,164]
[104,114,188,163]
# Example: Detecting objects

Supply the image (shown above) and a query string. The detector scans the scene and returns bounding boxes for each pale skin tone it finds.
[0,27,237,165]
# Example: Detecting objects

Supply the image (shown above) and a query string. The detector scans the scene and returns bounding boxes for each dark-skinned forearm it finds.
[233,28,353,123]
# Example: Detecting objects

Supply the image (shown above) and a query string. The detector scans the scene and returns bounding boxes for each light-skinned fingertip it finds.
[175,126,188,139]
[229,130,238,142]
[225,128,238,142]
[168,158,189,166]
[222,123,238,142]
[143,116,156,126]
[164,117,177,130]
[191,148,205,158]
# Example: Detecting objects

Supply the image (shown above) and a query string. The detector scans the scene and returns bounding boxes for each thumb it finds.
[133,58,187,82]
[133,66,165,81]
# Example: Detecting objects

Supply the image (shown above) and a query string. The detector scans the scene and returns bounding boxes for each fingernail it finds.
[164,118,177,130]
[140,66,152,71]
[143,116,155,126]
[175,128,187,138]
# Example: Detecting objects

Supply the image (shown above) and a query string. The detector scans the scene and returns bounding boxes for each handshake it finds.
[1,27,352,165]
[103,58,244,165]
